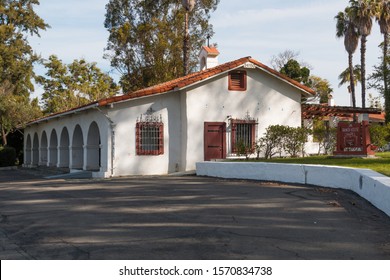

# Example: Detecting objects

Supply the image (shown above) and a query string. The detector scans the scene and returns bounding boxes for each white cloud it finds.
[212,2,346,29]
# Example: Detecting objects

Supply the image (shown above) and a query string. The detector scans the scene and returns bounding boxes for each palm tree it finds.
[338,64,362,88]
[338,65,361,107]
[348,0,376,108]
[374,0,390,123]
[335,9,360,108]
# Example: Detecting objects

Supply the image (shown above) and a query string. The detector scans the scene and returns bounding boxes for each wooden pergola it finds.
[302,104,382,119]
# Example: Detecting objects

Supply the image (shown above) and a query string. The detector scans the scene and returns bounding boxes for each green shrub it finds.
[258,125,312,159]
[0,146,17,167]
[370,123,390,150]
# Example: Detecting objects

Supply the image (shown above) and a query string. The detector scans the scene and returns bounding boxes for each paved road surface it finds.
[0,168,389,259]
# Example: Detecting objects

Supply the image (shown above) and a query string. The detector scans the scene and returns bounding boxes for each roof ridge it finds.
[28,56,316,125]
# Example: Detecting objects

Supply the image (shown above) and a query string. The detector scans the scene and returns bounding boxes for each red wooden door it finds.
[204,122,226,161]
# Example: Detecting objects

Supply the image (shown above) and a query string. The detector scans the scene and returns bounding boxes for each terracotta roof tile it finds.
[202,46,220,56]
[29,56,317,125]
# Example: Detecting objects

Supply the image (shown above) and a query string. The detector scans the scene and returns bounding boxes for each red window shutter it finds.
[159,123,164,155]
[228,71,247,91]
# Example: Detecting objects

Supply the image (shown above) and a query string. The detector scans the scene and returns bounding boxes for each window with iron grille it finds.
[228,70,247,91]
[231,119,257,153]
[136,116,164,156]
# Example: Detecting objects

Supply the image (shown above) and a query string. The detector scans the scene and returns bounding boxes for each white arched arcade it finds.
[24,116,108,175]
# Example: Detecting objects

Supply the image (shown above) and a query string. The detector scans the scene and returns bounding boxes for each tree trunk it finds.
[183,12,189,76]
[349,52,357,108]
[384,33,390,124]
[1,125,8,146]
[361,35,367,108]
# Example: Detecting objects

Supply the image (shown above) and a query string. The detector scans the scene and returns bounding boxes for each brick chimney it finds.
[199,46,219,71]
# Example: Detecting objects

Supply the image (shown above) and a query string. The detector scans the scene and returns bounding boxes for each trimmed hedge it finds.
[0,146,17,167]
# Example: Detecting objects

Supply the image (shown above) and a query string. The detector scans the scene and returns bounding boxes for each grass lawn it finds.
[252,152,390,177]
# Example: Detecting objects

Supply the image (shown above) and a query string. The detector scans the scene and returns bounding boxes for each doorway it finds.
[204,122,226,161]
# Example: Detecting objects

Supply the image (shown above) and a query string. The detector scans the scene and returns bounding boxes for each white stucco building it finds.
[24,49,314,178]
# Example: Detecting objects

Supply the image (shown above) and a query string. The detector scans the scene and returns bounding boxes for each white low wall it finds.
[196,162,390,217]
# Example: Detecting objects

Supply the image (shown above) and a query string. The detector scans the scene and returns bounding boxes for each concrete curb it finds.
[0,166,17,171]
[196,161,390,217]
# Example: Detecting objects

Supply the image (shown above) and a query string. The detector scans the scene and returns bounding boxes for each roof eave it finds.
[26,102,99,127]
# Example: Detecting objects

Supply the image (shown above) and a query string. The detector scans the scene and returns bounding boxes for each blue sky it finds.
[29,0,384,106]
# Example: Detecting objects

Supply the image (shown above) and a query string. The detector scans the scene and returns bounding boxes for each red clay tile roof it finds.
[369,112,385,121]
[98,56,315,106]
[28,56,316,125]
[201,46,220,56]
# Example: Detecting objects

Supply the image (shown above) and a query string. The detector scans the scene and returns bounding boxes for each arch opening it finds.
[71,125,84,169]
[86,122,101,171]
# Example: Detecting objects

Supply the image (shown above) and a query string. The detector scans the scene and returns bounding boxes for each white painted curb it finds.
[196,162,390,217]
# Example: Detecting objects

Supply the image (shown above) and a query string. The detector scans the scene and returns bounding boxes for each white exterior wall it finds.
[23,65,307,177]
[183,67,304,170]
[24,108,112,177]
[108,91,182,176]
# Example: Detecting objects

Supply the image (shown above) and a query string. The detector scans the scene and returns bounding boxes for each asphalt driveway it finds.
[0,168,389,260]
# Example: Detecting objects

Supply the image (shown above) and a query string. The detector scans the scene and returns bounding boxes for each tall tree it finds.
[104,0,219,93]
[338,64,362,87]
[374,0,390,123]
[310,76,333,104]
[368,37,389,113]
[270,49,300,71]
[348,0,376,108]
[37,55,119,115]
[280,59,311,86]
[0,84,42,145]
[335,8,360,108]
[270,49,312,72]
[0,0,48,145]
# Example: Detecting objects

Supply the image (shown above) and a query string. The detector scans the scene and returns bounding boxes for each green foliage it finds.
[369,123,390,149]
[235,139,252,159]
[339,65,362,88]
[310,76,333,103]
[369,37,389,122]
[312,120,337,155]
[280,59,310,86]
[37,55,119,114]
[258,125,312,159]
[335,8,360,108]
[255,153,390,177]
[258,125,288,159]
[0,0,47,145]
[104,0,220,92]
[0,146,17,167]
[284,126,311,157]
[1,83,43,146]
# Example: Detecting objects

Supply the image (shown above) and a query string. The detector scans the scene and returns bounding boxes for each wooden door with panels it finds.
[204,122,226,161]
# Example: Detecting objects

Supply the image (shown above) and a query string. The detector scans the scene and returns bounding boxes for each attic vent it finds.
[228,71,247,91]
[244,62,256,69]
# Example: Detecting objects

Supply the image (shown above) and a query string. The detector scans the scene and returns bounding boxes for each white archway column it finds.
[25,147,33,166]
[48,146,56,167]
[83,144,88,171]
[85,144,102,171]
[39,146,49,166]
[68,145,73,169]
